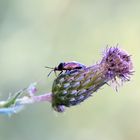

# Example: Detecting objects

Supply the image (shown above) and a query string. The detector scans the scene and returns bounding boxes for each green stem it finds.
[1,89,24,108]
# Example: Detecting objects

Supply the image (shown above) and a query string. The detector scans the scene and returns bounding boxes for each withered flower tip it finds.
[101,47,133,82]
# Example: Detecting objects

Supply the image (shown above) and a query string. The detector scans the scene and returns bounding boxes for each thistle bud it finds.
[51,46,133,112]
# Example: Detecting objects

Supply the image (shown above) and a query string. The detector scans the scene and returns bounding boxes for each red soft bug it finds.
[46,61,86,77]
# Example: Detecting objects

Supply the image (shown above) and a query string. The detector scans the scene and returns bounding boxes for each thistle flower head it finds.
[101,46,133,82]
[51,46,133,112]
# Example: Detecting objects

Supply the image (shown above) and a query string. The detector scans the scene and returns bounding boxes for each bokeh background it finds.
[0,0,139,140]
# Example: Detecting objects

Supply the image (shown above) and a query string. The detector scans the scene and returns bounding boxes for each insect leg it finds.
[58,71,63,76]
[54,71,58,77]
[47,70,54,77]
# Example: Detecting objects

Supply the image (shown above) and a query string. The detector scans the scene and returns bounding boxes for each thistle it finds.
[52,46,133,112]
[0,45,134,116]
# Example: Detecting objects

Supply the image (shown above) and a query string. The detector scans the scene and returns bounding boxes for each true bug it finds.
[46,61,86,77]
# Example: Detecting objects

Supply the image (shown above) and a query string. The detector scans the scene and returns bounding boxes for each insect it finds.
[46,61,86,77]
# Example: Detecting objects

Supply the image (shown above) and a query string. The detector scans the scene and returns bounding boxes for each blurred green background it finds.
[0,0,139,140]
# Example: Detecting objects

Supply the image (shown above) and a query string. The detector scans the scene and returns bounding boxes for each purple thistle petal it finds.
[101,46,133,82]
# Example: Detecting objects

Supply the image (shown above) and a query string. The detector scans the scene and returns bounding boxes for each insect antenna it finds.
[45,66,54,69]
